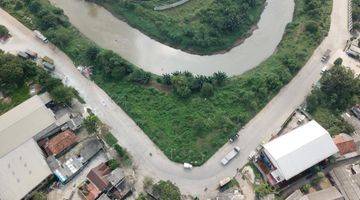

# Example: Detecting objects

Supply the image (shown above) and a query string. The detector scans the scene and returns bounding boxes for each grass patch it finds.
[103,132,118,147]
[0,0,332,165]
[94,0,265,54]
[0,86,30,115]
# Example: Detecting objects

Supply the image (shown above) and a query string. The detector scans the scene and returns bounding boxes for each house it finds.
[87,163,112,191]
[80,163,131,200]
[0,95,56,200]
[333,133,357,155]
[50,138,103,183]
[258,120,338,185]
[43,130,78,157]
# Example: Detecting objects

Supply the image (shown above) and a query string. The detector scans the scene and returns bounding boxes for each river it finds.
[49,0,294,76]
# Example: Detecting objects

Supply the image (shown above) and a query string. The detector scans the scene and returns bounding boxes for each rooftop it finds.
[263,120,338,180]
[0,95,56,158]
[0,139,52,200]
[87,162,111,191]
[44,130,78,156]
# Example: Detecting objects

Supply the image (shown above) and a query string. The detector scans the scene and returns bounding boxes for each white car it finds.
[183,163,193,169]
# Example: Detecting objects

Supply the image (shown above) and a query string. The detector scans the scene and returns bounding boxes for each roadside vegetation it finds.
[88,0,265,54]
[0,50,75,114]
[0,25,9,37]
[0,0,332,165]
[353,0,360,31]
[306,63,360,135]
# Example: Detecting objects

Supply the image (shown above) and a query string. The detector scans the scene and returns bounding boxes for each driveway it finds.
[0,0,350,198]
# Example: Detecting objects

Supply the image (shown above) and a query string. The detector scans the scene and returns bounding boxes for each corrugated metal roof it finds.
[0,139,51,200]
[263,120,339,180]
[0,95,56,157]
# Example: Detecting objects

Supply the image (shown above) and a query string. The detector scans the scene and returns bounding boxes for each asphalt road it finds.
[0,0,350,198]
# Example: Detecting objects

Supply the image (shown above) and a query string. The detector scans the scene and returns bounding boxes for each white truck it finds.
[34,30,48,43]
[221,146,240,165]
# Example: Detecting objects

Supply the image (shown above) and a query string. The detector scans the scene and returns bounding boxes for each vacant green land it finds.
[91,0,265,54]
[1,0,332,165]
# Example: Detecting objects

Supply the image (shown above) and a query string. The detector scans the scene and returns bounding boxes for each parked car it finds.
[43,62,55,71]
[219,177,231,188]
[351,105,360,119]
[229,133,239,143]
[34,30,48,43]
[17,51,29,59]
[183,163,193,169]
[25,49,38,59]
[42,56,54,64]
[321,49,331,62]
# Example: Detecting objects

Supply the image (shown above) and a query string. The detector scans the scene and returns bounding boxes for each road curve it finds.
[0,0,349,198]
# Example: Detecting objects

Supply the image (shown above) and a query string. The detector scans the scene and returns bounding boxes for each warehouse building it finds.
[258,120,338,185]
[0,95,56,200]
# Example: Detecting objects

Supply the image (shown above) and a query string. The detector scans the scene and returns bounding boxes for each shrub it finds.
[201,82,214,97]
[103,132,118,147]
[107,159,119,170]
[0,25,9,37]
[83,115,100,134]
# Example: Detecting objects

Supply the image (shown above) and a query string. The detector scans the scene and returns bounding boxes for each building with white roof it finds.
[262,120,338,183]
[0,95,56,200]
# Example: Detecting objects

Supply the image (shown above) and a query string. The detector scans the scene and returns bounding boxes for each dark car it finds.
[351,105,360,120]
[229,133,239,143]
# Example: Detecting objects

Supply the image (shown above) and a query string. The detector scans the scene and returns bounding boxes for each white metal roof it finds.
[0,95,55,157]
[0,139,51,200]
[263,120,338,180]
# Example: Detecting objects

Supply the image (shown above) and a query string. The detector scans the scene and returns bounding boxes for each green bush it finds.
[83,115,100,134]
[0,25,9,37]
[107,159,119,170]
[103,132,118,147]
[152,180,181,200]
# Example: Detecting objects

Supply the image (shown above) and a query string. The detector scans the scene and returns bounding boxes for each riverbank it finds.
[95,0,265,55]
[0,0,332,165]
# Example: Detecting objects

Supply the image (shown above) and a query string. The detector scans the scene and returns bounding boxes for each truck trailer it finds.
[221,146,240,165]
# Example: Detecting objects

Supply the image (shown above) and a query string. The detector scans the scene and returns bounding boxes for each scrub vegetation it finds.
[353,0,360,31]
[0,0,332,165]
[89,0,265,54]
[306,64,360,135]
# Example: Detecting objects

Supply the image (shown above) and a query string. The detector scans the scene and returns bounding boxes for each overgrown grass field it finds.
[0,0,332,165]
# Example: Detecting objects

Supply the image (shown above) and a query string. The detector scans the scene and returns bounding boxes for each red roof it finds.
[333,133,357,155]
[85,182,101,200]
[44,130,78,156]
[87,163,111,191]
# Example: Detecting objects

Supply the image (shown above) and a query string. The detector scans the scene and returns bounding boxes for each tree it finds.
[83,115,100,134]
[212,71,228,86]
[49,85,74,106]
[128,69,151,84]
[28,1,41,13]
[152,181,181,200]
[305,21,318,34]
[107,159,119,170]
[86,45,100,61]
[171,75,191,98]
[0,25,9,37]
[334,57,343,66]
[201,82,214,97]
[320,65,359,109]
